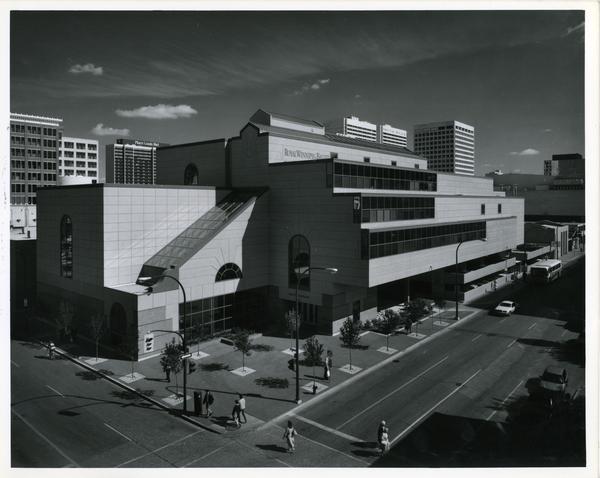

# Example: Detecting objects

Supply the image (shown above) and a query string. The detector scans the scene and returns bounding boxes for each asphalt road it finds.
[11,258,585,467]
[271,258,585,467]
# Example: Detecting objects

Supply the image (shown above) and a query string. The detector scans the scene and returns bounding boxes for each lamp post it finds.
[294,266,337,404]
[138,274,189,415]
[455,238,487,321]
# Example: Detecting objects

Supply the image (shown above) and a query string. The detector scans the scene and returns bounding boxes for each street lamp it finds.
[455,238,487,321]
[137,273,190,415]
[294,266,337,404]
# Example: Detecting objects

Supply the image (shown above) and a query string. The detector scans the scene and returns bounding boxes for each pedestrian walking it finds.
[232,399,242,427]
[323,362,330,380]
[238,394,247,423]
[48,341,55,360]
[165,365,171,382]
[377,420,390,455]
[203,390,214,417]
[283,420,298,453]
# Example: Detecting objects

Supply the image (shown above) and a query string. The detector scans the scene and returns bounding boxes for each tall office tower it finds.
[59,137,99,183]
[413,120,475,176]
[543,159,554,176]
[10,113,63,205]
[378,124,408,147]
[105,139,166,184]
[326,116,378,142]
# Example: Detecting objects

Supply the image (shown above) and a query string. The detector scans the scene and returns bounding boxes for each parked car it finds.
[540,366,569,396]
[493,300,516,316]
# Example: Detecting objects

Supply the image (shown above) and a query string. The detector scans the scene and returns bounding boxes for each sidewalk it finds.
[65,306,479,434]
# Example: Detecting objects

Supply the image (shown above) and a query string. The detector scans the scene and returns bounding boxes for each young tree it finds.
[303,336,324,388]
[89,313,106,361]
[160,338,184,394]
[192,314,204,356]
[118,323,139,379]
[379,309,401,351]
[338,318,362,371]
[55,299,74,343]
[233,329,253,371]
[434,297,446,314]
[284,310,300,350]
[404,299,433,334]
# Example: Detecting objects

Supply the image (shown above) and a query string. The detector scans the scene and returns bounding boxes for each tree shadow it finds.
[256,444,289,453]
[58,410,80,417]
[550,338,585,368]
[249,344,275,352]
[254,377,289,389]
[110,389,155,400]
[200,362,231,372]
[516,337,559,348]
[75,369,115,381]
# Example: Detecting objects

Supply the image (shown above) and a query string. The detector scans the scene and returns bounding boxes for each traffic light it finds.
[188,361,196,374]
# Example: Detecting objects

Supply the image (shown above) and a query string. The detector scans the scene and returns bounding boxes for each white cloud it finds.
[542,128,552,133]
[293,78,331,95]
[354,94,361,99]
[511,169,522,173]
[69,63,103,75]
[510,148,540,156]
[91,123,130,136]
[115,104,198,119]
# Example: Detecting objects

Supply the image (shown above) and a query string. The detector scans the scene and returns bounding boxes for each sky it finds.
[10,9,585,176]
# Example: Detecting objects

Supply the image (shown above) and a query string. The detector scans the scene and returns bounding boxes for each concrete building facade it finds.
[59,136,99,183]
[414,120,475,176]
[10,113,63,205]
[106,139,166,185]
[36,109,523,360]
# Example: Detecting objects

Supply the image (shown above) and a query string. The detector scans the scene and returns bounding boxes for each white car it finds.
[493,300,516,316]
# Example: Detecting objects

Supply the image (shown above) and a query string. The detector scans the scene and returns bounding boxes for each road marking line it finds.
[11,360,20,367]
[104,423,132,442]
[359,331,370,337]
[507,339,517,348]
[182,446,224,467]
[390,368,482,445]
[336,355,449,430]
[528,323,536,330]
[471,334,482,342]
[297,432,369,465]
[291,413,365,443]
[11,408,79,467]
[561,330,567,337]
[46,385,64,397]
[275,458,292,467]
[486,380,524,422]
[117,430,202,467]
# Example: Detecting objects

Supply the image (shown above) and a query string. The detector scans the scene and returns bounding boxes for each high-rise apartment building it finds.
[378,124,408,148]
[326,116,408,148]
[413,120,475,176]
[59,136,99,183]
[105,139,166,184]
[325,116,378,142]
[10,113,63,205]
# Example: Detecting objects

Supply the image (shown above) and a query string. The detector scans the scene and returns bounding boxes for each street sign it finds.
[181,353,192,359]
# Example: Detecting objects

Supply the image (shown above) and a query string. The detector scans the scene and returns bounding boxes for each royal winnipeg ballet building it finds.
[37,110,524,359]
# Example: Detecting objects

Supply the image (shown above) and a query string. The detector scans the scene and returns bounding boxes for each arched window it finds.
[60,215,73,278]
[288,235,310,290]
[184,163,199,185]
[215,263,243,282]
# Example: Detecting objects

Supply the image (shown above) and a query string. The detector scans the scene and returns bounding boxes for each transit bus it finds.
[529,259,563,283]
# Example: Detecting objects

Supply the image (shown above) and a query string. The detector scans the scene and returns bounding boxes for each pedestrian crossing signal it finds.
[188,361,196,374]
[144,333,154,353]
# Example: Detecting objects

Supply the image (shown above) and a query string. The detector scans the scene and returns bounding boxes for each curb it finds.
[39,341,222,435]
[258,308,481,431]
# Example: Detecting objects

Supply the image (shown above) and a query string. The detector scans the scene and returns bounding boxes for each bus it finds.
[529,259,563,283]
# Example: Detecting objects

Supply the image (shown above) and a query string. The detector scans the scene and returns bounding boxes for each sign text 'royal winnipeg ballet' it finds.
[283,147,329,160]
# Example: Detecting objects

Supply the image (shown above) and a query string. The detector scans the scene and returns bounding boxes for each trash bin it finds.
[194,391,203,416]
